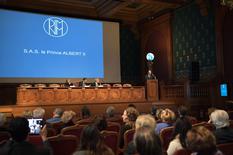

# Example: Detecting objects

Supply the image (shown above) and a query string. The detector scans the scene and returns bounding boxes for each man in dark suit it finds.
[79,78,87,87]
[91,78,101,87]
[145,70,156,80]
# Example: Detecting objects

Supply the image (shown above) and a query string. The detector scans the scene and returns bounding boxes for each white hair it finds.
[210,110,229,129]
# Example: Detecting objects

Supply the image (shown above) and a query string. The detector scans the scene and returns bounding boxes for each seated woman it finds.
[59,110,76,132]
[120,107,139,148]
[73,124,114,155]
[177,105,198,124]
[186,126,223,155]
[124,114,162,155]
[155,108,176,134]
[167,117,192,155]
[134,127,162,155]
[209,109,233,144]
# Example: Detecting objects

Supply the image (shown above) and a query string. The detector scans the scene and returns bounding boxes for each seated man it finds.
[46,108,64,123]
[0,117,51,155]
[79,78,88,87]
[91,78,102,87]
[209,109,233,144]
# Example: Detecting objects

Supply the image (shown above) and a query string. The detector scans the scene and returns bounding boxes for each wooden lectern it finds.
[146,79,159,101]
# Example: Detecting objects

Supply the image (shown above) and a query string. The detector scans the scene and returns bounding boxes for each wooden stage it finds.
[0,80,178,118]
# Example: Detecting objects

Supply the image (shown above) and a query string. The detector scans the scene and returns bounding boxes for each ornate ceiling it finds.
[0,0,190,23]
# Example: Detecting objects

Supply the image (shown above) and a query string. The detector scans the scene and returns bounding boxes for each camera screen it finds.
[28,119,43,134]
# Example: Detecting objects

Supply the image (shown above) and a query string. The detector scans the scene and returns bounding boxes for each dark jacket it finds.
[214,127,233,144]
[0,140,51,155]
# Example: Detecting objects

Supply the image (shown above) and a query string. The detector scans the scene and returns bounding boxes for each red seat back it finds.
[76,118,92,125]
[47,127,57,137]
[107,116,123,125]
[159,126,174,151]
[47,135,78,155]
[106,122,121,133]
[0,131,11,143]
[217,142,233,155]
[101,130,119,155]
[28,135,43,147]
[61,124,86,145]
[47,121,65,134]
[173,149,192,155]
[123,129,135,149]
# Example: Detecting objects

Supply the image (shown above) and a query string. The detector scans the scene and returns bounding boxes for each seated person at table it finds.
[64,79,74,87]
[91,78,102,87]
[79,78,89,87]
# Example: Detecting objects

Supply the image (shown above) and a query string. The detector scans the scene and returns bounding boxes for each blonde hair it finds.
[33,107,45,118]
[160,109,175,123]
[22,109,33,118]
[61,110,76,123]
[135,114,156,130]
[0,113,6,126]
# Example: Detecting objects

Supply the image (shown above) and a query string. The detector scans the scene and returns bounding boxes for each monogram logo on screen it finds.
[43,17,68,37]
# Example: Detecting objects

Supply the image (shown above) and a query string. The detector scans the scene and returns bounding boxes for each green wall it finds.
[172,2,216,80]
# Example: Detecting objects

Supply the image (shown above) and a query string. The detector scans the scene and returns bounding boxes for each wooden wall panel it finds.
[16,87,146,106]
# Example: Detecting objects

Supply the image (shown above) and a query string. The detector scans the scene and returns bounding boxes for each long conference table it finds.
[16,86,146,106]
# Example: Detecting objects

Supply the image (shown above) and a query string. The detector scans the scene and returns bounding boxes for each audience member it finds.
[155,108,163,122]
[186,126,223,155]
[150,105,157,117]
[167,117,192,155]
[120,107,139,148]
[124,114,162,155]
[155,108,175,134]
[134,127,162,155]
[92,116,107,131]
[46,108,64,123]
[0,117,51,155]
[81,106,91,119]
[209,109,233,144]
[178,105,197,124]
[33,107,46,127]
[0,113,8,131]
[73,125,114,155]
[208,107,218,118]
[127,104,136,109]
[22,110,33,119]
[33,107,45,119]
[60,110,76,131]
[105,106,116,118]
